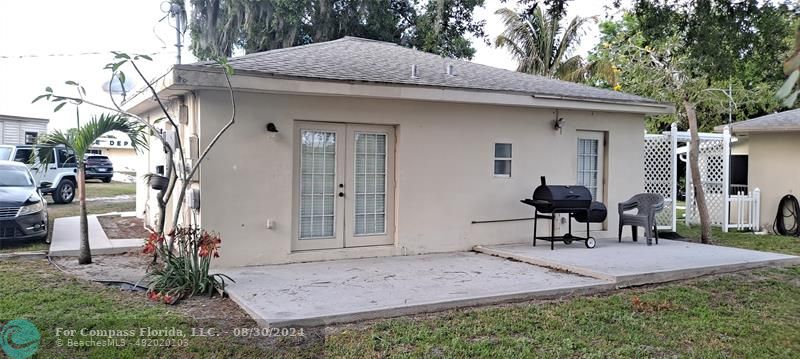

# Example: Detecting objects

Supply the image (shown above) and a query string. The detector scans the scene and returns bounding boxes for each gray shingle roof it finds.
[719,108,800,133]
[189,36,662,106]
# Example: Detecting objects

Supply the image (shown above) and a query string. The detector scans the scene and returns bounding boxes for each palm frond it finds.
[495,7,591,82]
[37,113,147,163]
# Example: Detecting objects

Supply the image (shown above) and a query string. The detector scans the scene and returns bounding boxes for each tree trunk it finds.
[77,162,92,264]
[684,99,712,243]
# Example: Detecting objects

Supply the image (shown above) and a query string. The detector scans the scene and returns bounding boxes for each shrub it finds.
[144,226,233,304]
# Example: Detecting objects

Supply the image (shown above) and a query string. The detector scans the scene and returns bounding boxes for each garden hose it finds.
[773,194,800,236]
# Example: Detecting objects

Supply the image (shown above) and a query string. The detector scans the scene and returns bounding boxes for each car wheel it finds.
[53,179,75,204]
[102,177,112,183]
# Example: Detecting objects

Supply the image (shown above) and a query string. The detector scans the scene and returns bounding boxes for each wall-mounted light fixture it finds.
[266,122,280,139]
[552,110,565,134]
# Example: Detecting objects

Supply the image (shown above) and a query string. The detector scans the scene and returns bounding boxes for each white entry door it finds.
[576,131,606,230]
[294,122,395,251]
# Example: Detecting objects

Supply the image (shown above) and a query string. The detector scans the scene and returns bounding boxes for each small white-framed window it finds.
[24,131,38,145]
[493,143,512,177]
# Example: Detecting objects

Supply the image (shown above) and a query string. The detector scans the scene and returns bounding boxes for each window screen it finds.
[577,139,599,199]
[354,133,387,236]
[299,131,337,239]
[494,143,512,177]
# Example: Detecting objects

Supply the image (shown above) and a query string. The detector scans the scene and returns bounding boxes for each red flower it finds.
[198,231,221,258]
[143,241,156,254]
[162,294,176,304]
[143,231,165,254]
[147,291,161,301]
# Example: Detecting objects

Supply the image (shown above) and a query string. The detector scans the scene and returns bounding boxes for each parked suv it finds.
[85,155,114,183]
[0,145,77,204]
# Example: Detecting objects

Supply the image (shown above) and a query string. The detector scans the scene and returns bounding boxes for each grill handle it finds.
[540,176,547,186]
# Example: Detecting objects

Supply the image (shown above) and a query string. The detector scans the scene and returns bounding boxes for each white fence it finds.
[727,188,761,232]
[644,124,760,233]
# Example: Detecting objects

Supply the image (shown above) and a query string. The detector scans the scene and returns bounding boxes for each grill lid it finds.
[530,176,592,212]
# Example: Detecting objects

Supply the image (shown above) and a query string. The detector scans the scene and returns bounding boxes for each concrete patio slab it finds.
[49,215,144,256]
[475,238,800,287]
[223,252,614,327]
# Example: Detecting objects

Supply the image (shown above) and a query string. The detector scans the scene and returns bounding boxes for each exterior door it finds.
[576,131,606,230]
[344,125,395,247]
[294,122,394,251]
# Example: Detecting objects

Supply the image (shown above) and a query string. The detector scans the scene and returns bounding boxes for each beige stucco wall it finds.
[747,132,800,231]
[189,90,646,267]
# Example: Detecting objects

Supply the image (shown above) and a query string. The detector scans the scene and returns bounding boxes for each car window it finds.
[56,148,77,168]
[13,149,33,164]
[0,147,12,160]
[35,147,54,165]
[0,166,34,186]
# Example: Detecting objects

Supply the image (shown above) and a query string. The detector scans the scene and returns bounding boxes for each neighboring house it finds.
[89,131,138,172]
[125,37,673,267]
[716,108,800,231]
[0,114,48,145]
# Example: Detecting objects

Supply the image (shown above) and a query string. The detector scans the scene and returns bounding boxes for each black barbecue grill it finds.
[520,176,607,249]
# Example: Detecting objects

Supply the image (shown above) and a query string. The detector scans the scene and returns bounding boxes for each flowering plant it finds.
[145,225,232,304]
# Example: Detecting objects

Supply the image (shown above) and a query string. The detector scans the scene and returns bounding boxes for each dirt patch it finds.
[52,252,151,283]
[98,215,150,240]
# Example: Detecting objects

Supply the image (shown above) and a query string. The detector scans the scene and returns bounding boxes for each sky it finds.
[0,0,629,130]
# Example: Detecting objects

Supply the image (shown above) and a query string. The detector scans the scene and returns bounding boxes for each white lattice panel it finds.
[644,135,674,228]
[686,138,727,226]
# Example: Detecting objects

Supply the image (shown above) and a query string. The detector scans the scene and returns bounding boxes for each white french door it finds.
[294,122,395,251]
[576,131,606,230]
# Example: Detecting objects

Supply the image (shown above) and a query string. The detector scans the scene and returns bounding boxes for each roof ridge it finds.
[191,37,353,66]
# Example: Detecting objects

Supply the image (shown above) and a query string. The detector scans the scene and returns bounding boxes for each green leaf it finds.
[118,71,126,87]
[112,51,131,60]
[111,60,127,71]
[776,70,799,99]
[45,86,53,93]
[65,80,78,86]
[53,102,66,112]
[80,86,86,96]
[135,54,153,61]
[31,94,48,104]
[782,90,799,107]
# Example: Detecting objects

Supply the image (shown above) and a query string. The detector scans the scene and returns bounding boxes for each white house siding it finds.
[189,90,646,268]
[0,116,48,145]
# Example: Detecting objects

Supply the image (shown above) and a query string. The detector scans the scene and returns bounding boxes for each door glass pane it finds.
[299,131,336,239]
[354,133,387,235]
[577,138,599,199]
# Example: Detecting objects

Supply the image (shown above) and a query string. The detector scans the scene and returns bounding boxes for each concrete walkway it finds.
[475,238,800,287]
[223,252,614,327]
[48,215,144,257]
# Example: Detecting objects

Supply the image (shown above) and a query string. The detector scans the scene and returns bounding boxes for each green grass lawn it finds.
[676,223,800,256]
[0,182,136,253]
[0,260,294,358]
[80,180,137,198]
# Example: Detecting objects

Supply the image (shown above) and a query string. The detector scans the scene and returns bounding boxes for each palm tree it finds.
[38,114,146,264]
[495,7,591,82]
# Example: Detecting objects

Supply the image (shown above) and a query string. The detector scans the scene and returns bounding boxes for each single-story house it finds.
[716,108,800,231]
[0,114,48,145]
[126,37,673,267]
[89,131,139,172]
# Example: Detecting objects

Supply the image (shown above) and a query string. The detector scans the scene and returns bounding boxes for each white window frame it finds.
[493,142,512,178]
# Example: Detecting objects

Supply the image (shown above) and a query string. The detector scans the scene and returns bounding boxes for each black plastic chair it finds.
[618,193,665,245]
